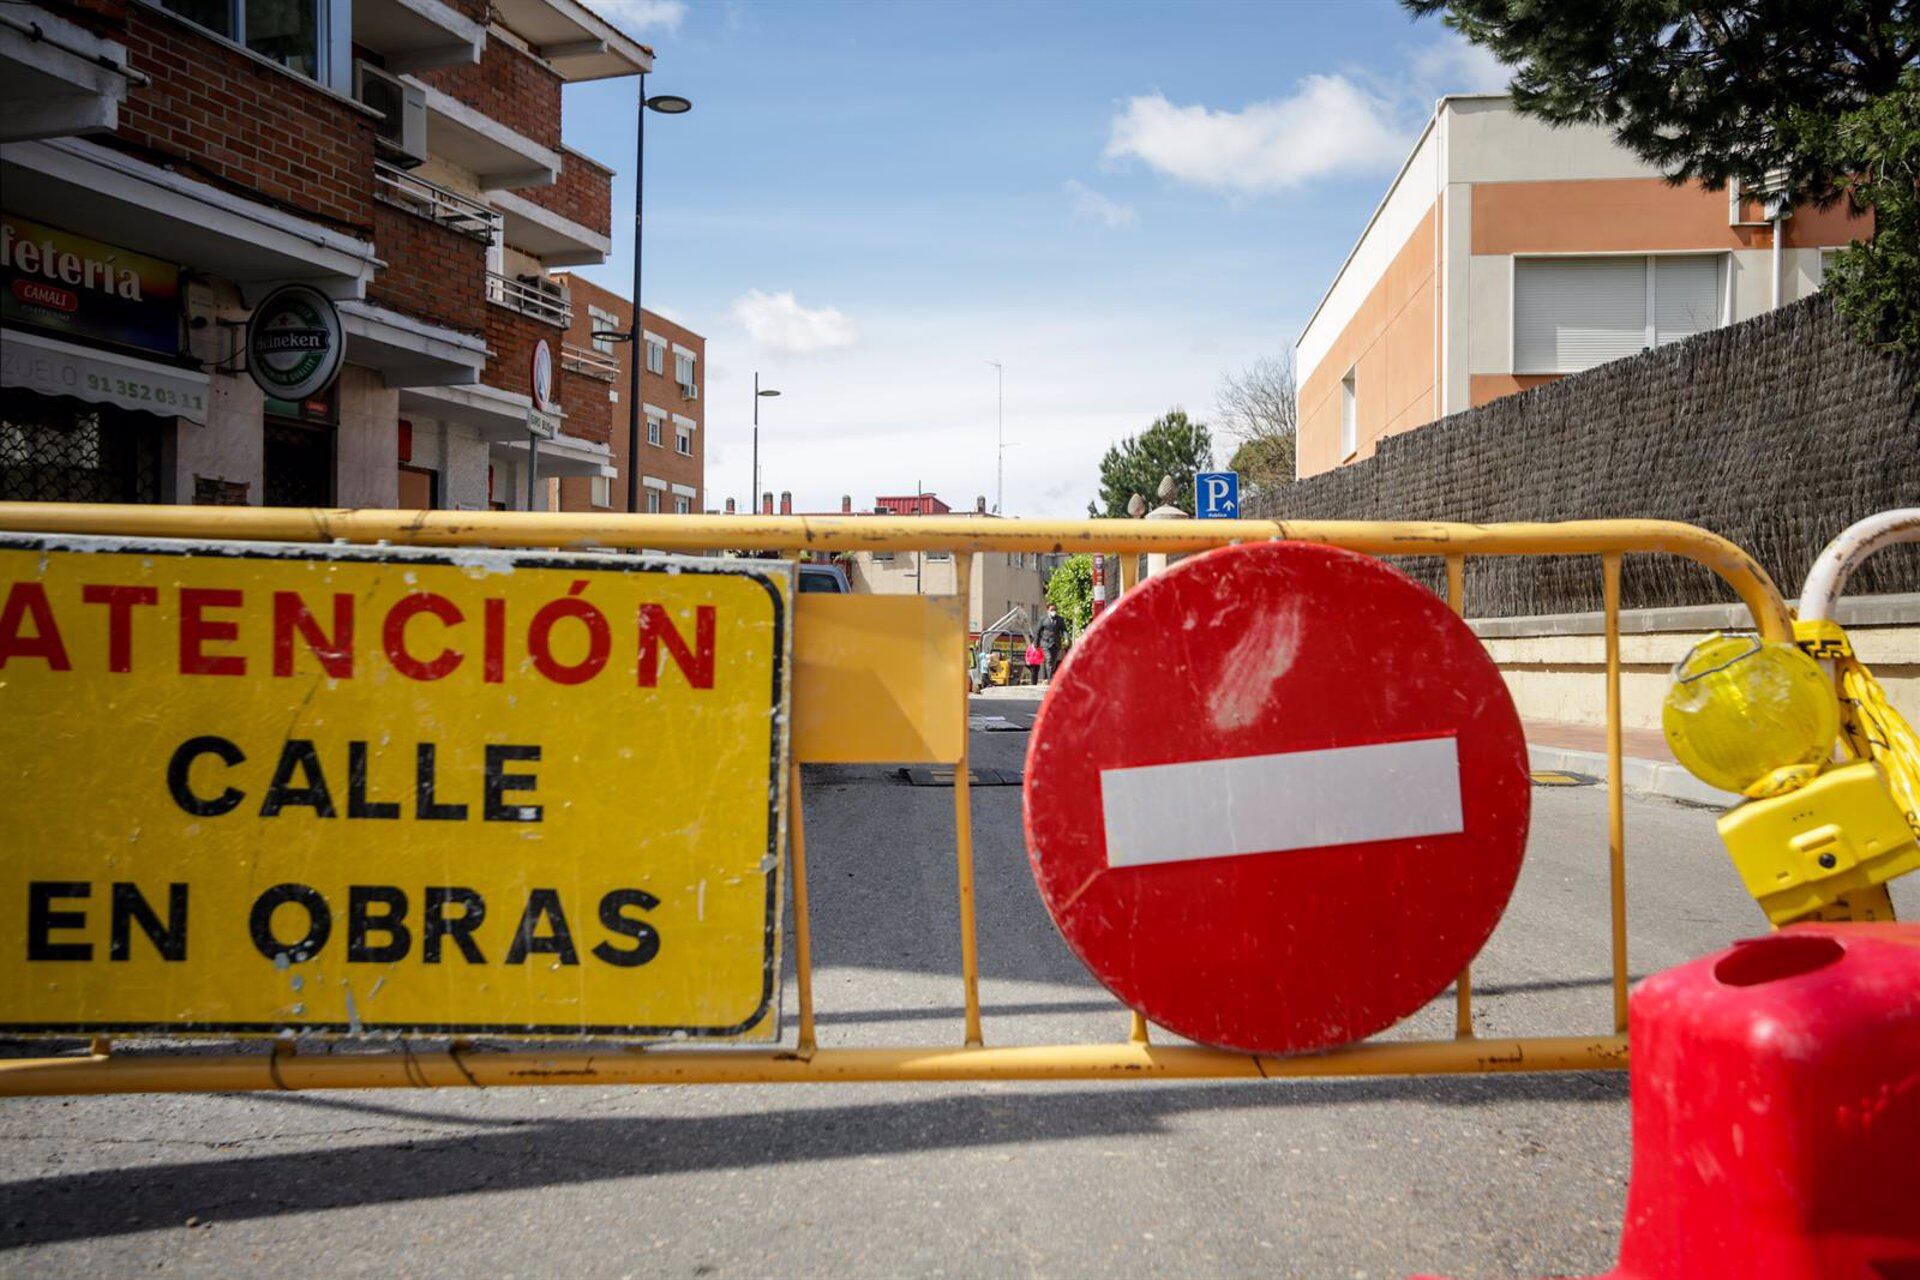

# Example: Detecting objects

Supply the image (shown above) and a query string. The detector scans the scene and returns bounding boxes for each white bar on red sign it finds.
[1098,736,1465,869]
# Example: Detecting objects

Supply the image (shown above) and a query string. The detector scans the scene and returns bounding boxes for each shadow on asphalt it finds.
[0,1072,1626,1249]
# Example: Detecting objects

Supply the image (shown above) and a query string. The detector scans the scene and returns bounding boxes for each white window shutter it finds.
[1653,256,1723,346]
[1514,257,1648,373]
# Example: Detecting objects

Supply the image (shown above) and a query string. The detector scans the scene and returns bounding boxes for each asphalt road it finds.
[5,690,1912,1278]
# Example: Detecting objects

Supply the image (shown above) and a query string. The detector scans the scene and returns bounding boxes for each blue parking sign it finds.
[1194,471,1239,519]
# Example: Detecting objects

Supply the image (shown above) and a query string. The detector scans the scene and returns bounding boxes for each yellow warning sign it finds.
[0,536,791,1040]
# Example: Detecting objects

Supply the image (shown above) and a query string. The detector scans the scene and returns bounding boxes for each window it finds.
[645,339,665,375]
[590,475,611,508]
[1339,368,1357,459]
[870,551,895,563]
[161,0,327,82]
[1513,255,1725,374]
[673,496,690,515]
[1,394,160,503]
[590,307,619,355]
[674,351,696,396]
[645,489,661,514]
[675,426,692,456]
[646,415,663,447]
[925,550,952,562]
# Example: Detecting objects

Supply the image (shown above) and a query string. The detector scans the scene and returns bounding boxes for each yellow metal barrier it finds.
[0,504,1792,1096]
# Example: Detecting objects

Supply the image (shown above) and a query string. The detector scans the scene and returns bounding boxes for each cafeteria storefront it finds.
[0,213,207,504]
[1,165,483,508]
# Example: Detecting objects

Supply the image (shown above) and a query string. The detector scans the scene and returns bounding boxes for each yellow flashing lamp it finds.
[1662,634,1839,797]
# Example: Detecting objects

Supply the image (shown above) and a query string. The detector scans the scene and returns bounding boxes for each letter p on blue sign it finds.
[1195,472,1239,519]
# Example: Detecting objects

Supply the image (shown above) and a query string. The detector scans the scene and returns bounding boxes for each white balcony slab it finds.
[493,187,610,268]
[490,0,651,82]
[412,79,560,189]
[0,137,377,297]
[353,0,483,71]
[339,300,487,388]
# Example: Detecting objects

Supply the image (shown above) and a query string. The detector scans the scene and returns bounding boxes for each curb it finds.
[1527,745,1740,808]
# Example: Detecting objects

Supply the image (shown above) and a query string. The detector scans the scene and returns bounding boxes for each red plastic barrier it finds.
[1419,923,1920,1280]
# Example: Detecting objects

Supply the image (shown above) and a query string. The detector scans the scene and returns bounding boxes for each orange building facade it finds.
[1294,96,1870,478]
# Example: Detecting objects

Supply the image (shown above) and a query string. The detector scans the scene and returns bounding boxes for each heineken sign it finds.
[247,284,343,401]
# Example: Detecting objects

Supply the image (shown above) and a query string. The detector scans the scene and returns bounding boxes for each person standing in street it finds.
[1037,603,1068,684]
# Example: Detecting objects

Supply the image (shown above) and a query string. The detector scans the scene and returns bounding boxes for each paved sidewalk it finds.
[1525,720,1738,807]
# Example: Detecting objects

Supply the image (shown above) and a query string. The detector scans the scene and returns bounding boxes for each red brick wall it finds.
[417,38,560,153]
[367,204,486,334]
[114,6,375,232]
[482,303,567,398]
[560,370,611,445]
[520,151,612,238]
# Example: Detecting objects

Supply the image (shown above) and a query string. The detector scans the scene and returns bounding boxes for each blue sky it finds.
[558,0,1506,516]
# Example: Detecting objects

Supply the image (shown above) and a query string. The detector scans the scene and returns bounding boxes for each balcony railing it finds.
[561,342,618,380]
[374,159,498,241]
[486,271,572,327]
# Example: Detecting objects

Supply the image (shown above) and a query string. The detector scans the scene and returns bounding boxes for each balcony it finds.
[352,0,483,72]
[374,159,497,240]
[493,148,610,267]
[489,0,653,82]
[486,271,571,327]
[412,40,559,190]
[0,4,133,141]
[408,79,558,191]
[561,342,618,380]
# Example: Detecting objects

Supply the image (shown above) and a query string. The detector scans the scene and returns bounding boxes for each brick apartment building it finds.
[1,0,646,509]
[1294,95,1870,478]
[552,273,703,514]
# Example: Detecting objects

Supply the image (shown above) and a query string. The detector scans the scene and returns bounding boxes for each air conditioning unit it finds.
[355,61,428,168]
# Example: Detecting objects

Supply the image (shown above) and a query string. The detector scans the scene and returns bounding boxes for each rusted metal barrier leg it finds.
[1444,554,1476,1038]
[788,761,818,1054]
[1603,553,1629,1032]
[1113,547,1148,1046]
[955,554,984,1046]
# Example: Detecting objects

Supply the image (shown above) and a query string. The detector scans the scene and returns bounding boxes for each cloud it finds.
[1064,179,1137,229]
[730,289,859,353]
[595,0,687,38]
[1409,36,1511,95]
[1104,75,1406,194]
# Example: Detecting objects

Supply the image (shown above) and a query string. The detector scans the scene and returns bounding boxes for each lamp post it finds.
[752,372,778,513]
[623,76,692,514]
[987,359,1003,515]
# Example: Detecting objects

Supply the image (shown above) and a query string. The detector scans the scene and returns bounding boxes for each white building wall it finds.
[1296,122,1442,389]
[1442,97,1662,184]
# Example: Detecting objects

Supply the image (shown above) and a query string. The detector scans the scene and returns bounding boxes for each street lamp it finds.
[624,79,692,515]
[753,373,778,514]
[988,359,1003,514]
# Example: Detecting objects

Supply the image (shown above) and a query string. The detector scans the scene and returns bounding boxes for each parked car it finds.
[797,563,851,594]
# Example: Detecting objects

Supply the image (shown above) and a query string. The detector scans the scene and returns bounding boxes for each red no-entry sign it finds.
[1024,541,1530,1055]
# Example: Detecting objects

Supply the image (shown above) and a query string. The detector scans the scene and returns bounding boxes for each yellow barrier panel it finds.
[793,594,967,765]
[0,535,793,1042]
[0,503,1792,1096]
